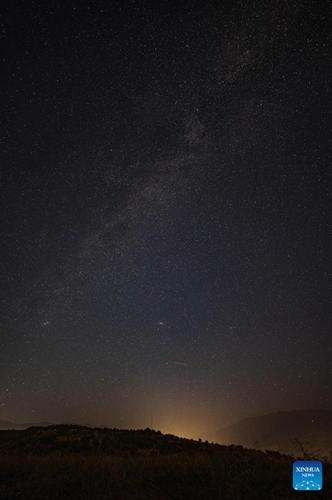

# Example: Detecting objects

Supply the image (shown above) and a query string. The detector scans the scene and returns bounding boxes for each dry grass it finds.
[0,426,330,499]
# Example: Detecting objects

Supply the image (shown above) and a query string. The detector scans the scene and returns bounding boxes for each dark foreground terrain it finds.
[0,425,331,499]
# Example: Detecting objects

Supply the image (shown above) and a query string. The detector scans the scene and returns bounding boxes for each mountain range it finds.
[2,409,332,457]
[0,420,53,430]
[204,409,332,457]
[0,420,93,430]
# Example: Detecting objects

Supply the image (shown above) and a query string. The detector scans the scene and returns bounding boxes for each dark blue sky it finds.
[1,0,331,438]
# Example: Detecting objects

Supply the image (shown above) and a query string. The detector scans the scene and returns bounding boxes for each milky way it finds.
[1,0,331,438]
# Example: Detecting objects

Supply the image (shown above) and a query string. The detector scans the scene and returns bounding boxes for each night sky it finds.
[1,0,331,440]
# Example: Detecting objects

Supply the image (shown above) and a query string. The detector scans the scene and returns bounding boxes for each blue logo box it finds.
[293,460,323,490]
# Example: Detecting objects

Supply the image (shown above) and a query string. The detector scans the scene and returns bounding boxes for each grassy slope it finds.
[0,425,330,499]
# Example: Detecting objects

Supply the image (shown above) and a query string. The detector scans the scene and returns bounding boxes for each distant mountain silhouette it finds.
[204,409,332,457]
[0,420,97,430]
[0,420,54,430]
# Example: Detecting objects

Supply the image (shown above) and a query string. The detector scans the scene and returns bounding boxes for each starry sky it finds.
[1,0,331,440]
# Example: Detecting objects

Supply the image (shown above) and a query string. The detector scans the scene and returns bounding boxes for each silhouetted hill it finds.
[0,420,53,430]
[1,425,330,498]
[205,409,332,456]
[0,420,96,430]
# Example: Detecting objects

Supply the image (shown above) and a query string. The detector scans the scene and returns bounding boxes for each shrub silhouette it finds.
[0,425,331,499]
